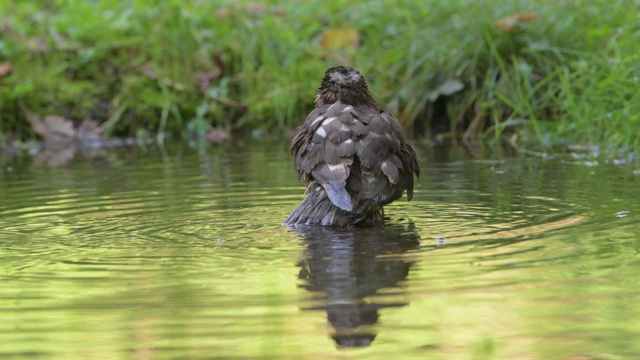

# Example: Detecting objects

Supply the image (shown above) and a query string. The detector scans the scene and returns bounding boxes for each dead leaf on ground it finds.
[25,111,75,141]
[27,37,50,52]
[206,127,231,143]
[141,63,157,80]
[319,27,360,54]
[42,116,75,139]
[496,12,537,32]
[0,62,12,78]
[196,68,222,91]
[25,110,104,144]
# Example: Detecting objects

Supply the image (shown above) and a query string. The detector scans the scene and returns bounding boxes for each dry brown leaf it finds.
[196,68,222,91]
[141,63,157,80]
[319,27,360,52]
[0,62,12,78]
[24,110,50,138]
[43,116,75,140]
[496,12,537,32]
[25,110,76,141]
[206,127,231,143]
[27,37,50,52]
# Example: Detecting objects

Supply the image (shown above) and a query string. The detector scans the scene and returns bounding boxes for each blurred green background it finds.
[1,0,638,157]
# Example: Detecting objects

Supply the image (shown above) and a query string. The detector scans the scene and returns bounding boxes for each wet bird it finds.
[284,66,419,227]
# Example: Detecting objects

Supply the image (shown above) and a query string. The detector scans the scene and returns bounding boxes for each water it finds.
[1,141,639,359]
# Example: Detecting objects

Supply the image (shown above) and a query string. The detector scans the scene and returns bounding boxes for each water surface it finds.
[1,141,639,359]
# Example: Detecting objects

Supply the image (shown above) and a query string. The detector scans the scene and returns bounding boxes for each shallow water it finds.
[1,141,639,359]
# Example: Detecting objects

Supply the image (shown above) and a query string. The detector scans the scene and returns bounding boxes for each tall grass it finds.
[0,0,638,157]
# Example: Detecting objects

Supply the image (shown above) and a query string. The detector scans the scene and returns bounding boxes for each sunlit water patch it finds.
[1,142,639,359]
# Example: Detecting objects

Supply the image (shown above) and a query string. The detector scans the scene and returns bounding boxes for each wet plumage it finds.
[283,66,419,227]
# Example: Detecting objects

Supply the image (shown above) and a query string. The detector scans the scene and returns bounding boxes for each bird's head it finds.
[315,66,378,107]
[322,66,364,87]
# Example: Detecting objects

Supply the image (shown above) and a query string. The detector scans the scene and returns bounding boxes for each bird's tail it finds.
[283,184,383,227]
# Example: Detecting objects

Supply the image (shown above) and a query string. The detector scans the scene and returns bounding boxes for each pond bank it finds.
[1,1,638,158]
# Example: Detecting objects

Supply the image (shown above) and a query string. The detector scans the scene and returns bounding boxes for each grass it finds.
[0,0,638,158]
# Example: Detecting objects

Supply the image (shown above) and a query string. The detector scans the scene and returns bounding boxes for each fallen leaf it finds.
[141,63,157,80]
[319,27,360,52]
[0,62,11,78]
[206,127,231,143]
[196,68,222,91]
[496,12,537,32]
[24,110,50,138]
[43,116,75,140]
[24,110,75,141]
[27,37,50,52]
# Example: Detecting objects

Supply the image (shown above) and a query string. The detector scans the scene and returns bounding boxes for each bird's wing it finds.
[291,101,367,211]
[355,110,419,203]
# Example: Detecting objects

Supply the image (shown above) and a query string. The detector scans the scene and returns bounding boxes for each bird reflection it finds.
[292,224,420,348]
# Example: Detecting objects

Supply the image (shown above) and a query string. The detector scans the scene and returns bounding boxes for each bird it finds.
[283,66,419,227]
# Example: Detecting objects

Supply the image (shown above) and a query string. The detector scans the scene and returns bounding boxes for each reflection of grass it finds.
[0,1,638,156]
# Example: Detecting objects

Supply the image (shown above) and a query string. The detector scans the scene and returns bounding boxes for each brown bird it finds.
[283,66,419,227]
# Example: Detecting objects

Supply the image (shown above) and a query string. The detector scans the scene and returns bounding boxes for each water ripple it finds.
[1,143,639,358]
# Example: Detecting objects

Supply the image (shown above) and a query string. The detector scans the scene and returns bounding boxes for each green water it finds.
[1,142,639,359]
